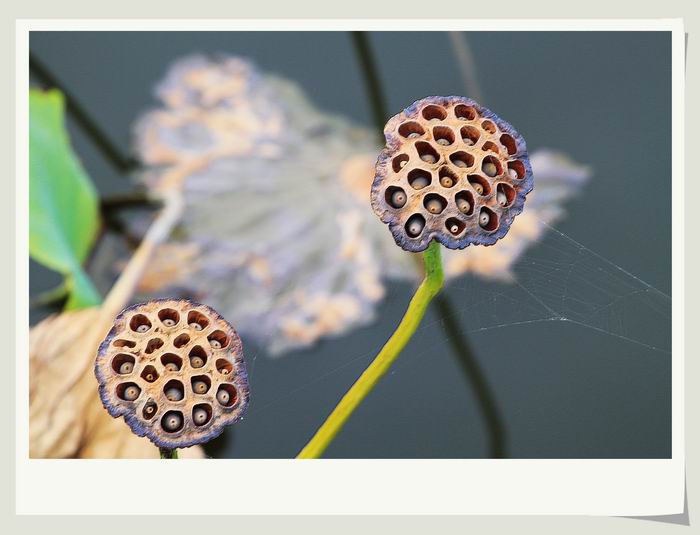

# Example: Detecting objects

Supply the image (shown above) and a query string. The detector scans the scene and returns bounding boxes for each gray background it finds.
[28,31,671,458]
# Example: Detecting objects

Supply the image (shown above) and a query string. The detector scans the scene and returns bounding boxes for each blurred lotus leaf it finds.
[132,56,591,355]
[30,88,101,310]
[29,306,204,458]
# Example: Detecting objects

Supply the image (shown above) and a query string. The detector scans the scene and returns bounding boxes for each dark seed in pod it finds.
[189,322,203,331]
[144,404,156,415]
[411,176,429,189]
[217,389,231,405]
[472,183,484,195]
[192,380,208,394]
[420,154,437,164]
[193,407,209,426]
[190,356,205,368]
[449,224,460,234]
[406,218,425,238]
[136,325,149,333]
[210,339,222,349]
[439,176,454,188]
[165,387,183,401]
[425,198,443,214]
[123,385,140,401]
[456,198,471,214]
[165,363,179,372]
[483,162,497,177]
[119,362,133,374]
[497,191,508,206]
[162,413,183,432]
[479,211,491,228]
[390,190,407,208]
[145,373,155,382]
[162,318,176,327]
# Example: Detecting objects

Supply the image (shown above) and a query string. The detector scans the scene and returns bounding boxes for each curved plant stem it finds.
[298,241,444,458]
[349,30,508,457]
[159,448,179,459]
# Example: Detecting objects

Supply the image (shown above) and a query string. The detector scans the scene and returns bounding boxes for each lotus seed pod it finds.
[95,299,250,449]
[439,176,454,188]
[192,380,208,394]
[162,412,183,432]
[479,210,491,228]
[425,198,444,214]
[124,385,141,401]
[482,162,497,177]
[457,198,471,214]
[410,175,429,190]
[216,389,230,405]
[370,96,533,251]
[193,407,209,425]
[165,387,184,402]
[390,189,407,208]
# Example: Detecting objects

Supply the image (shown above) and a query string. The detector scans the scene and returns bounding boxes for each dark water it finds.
[29,31,672,458]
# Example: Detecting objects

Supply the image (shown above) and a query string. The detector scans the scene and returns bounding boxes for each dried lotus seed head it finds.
[123,385,140,401]
[165,387,184,402]
[94,299,250,449]
[216,389,230,405]
[162,412,183,432]
[193,407,209,425]
[370,96,533,251]
[193,380,208,394]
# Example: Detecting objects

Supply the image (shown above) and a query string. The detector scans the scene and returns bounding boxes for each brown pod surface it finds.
[371,96,534,252]
[94,299,249,449]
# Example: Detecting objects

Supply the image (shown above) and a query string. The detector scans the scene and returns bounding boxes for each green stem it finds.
[159,448,178,459]
[297,241,444,458]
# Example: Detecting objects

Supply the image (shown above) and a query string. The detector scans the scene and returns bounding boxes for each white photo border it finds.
[15,18,685,516]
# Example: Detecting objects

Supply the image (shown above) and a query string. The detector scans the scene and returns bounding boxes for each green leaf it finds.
[29,88,102,310]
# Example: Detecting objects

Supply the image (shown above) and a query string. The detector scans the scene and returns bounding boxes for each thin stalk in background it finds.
[29,52,139,173]
[349,30,507,458]
[298,241,444,459]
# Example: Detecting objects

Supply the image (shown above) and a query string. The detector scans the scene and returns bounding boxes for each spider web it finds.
[436,221,670,354]
[246,220,671,417]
